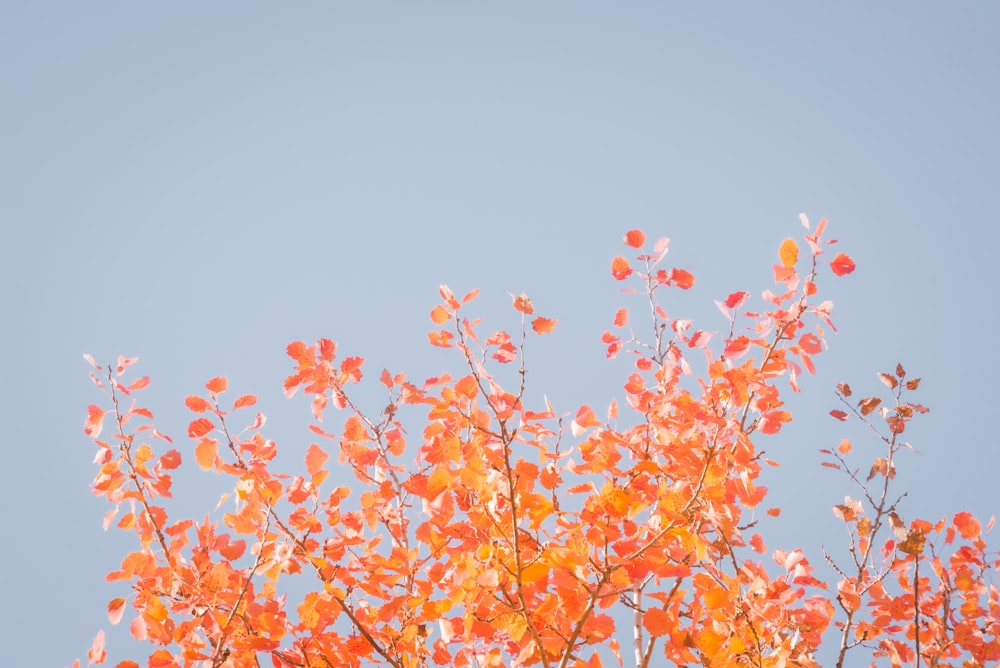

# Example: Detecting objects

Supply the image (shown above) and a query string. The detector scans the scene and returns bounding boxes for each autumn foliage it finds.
[76,216,998,668]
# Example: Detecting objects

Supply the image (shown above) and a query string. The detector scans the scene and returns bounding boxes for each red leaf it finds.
[318,338,336,362]
[830,252,856,276]
[286,340,310,363]
[798,333,822,355]
[725,291,749,309]
[624,229,645,248]
[531,317,558,335]
[205,376,227,394]
[159,450,182,470]
[187,418,214,438]
[829,409,848,421]
[723,336,751,360]
[613,308,628,327]
[610,256,632,281]
[669,268,695,289]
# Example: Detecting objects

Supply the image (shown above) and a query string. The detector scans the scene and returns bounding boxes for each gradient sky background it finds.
[3,4,998,666]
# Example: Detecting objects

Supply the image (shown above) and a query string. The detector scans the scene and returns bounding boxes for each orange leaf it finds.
[837,437,852,454]
[520,561,549,584]
[194,438,217,471]
[187,417,214,438]
[669,268,695,289]
[531,317,558,335]
[455,374,479,399]
[571,405,601,436]
[84,404,106,437]
[624,229,645,248]
[108,598,126,625]
[148,650,176,668]
[610,256,632,281]
[643,608,670,636]
[759,410,791,435]
[830,252,856,276]
[429,304,451,326]
[613,308,628,327]
[779,237,799,268]
[837,578,861,612]
[798,333,822,354]
[428,330,454,348]
[205,376,227,394]
[954,511,981,540]
[160,450,181,471]
[306,443,328,477]
[859,397,881,416]
[127,376,150,392]
[184,395,210,413]
[512,293,534,314]
[723,336,751,360]
[233,394,257,409]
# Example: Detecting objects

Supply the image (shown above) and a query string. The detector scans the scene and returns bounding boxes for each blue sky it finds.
[2,4,998,666]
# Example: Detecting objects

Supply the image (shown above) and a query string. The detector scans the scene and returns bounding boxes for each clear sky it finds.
[2,4,998,666]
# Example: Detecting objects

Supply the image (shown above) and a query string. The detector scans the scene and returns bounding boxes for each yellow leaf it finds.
[520,561,550,584]
[779,237,799,268]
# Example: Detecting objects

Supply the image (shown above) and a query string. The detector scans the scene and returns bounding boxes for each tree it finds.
[75,217,998,668]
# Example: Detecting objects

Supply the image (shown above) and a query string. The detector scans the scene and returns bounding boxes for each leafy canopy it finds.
[76,216,998,668]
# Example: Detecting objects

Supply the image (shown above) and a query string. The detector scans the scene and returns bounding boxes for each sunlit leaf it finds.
[669,268,695,289]
[184,396,210,413]
[531,317,558,335]
[610,256,632,281]
[187,418,214,438]
[204,376,227,394]
[830,252,856,276]
[779,237,799,268]
[194,438,216,471]
[429,305,450,325]
[624,229,645,248]
[233,394,257,410]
